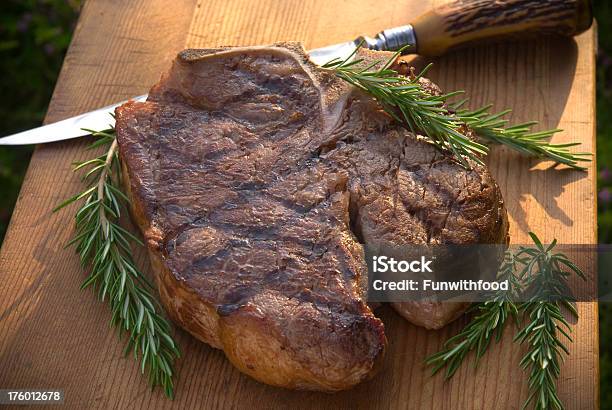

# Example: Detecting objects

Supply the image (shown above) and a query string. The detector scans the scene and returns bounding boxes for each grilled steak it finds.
[115,43,509,391]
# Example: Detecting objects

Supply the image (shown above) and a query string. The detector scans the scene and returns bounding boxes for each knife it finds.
[0,0,592,146]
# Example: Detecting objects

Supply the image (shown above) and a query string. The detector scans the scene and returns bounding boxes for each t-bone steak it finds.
[114,43,509,391]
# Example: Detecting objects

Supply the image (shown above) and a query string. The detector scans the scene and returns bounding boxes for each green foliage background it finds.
[0,0,610,405]
[595,2,612,407]
[0,0,80,239]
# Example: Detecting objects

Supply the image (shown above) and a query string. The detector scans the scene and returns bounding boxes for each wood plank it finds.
[0,0,597,409]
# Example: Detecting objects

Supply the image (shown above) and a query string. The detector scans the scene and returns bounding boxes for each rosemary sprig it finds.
[323,48,590,169]
[425,233,585,410]
[54,128,180,398]
[323,51,487,168]
[514,233,586,410]
[454,103,591,170]
[425,250,521,379]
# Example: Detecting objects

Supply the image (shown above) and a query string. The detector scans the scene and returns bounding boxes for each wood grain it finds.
[0,0,597,409]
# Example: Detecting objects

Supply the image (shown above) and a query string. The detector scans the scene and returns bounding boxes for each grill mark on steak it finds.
[115,43,509,391]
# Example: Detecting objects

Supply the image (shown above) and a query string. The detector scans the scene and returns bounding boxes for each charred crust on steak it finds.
[115,43,509,390]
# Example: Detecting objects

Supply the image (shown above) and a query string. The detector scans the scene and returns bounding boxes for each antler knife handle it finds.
[411,0,593,56]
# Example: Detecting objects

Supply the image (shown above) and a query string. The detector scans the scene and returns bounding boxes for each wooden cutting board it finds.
[0,0,598,408]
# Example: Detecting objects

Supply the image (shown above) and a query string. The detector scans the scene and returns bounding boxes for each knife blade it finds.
[0,26,417,146]
[308,25,416,66]
[0,95,148,145]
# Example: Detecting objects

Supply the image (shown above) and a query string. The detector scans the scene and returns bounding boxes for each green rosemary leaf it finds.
[324,46,590,170]
[456,107,591,170]
[55,128,180,398]
[426,233,586,410]
[425,251,520,379]
[513,233,586,410]
[324,50,488,168]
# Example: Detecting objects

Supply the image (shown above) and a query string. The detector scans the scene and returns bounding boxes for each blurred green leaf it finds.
[0,41,19,51]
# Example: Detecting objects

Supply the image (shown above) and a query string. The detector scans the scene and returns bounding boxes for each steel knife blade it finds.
[0,26,416,146]
[0,95,148,145]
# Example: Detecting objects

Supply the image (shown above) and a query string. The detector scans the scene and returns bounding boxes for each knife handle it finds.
[411,0,593,56]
